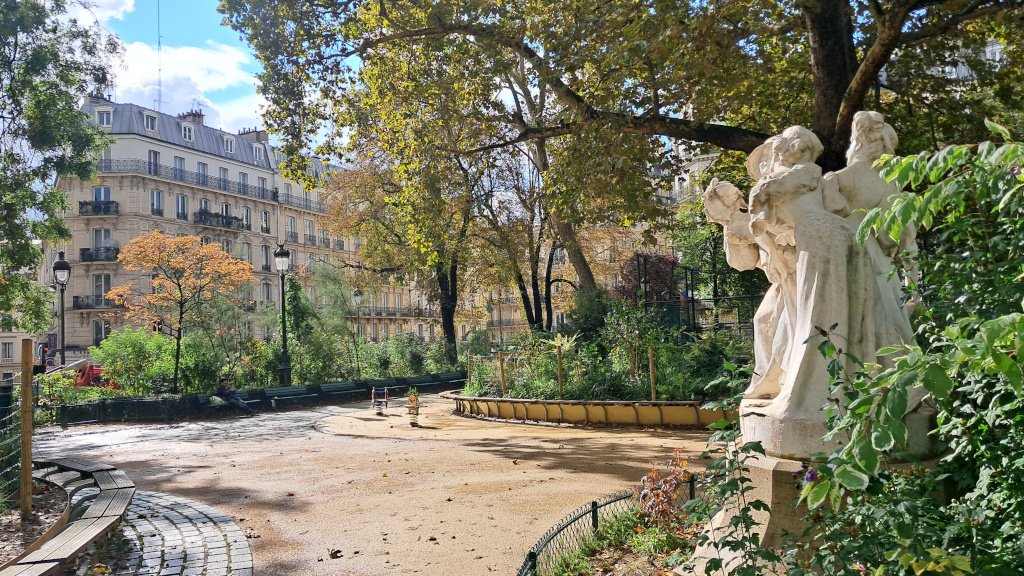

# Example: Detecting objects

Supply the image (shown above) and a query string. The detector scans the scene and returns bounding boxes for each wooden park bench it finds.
[262,385,319,409]
[195,391,262,415]
[1,458,135,576]
[311,381,362,403]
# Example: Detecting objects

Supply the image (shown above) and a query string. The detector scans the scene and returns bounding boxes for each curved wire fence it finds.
[516,474,701,576]
[516,491,637,576]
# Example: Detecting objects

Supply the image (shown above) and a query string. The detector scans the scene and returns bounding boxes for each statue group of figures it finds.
[704,111,926,460]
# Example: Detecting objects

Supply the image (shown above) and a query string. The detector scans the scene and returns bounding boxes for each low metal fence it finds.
[517,475,700,576]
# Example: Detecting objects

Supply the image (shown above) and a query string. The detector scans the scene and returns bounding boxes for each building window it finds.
[241,207,251,229]
[176,194,188,220]
[1,342,12,362]
[93,320,112,345]
[197,162,208,185]
[144,113,157,131]
[239,172,248,190]
[261,245,270,268]
[284,183,292,196]
[261,282,272,301]
[218,167,229,191]
[173,156,185,180]
[242,242,252,263]
[258,177,267,193]
[201,236,211,245]
[383,324,389,339]
[150,189,163,216]
[96,109,112,126]
[370,324,378,342]
[260,211,270,235]
[181,123,194,142]
[396,323,402,335]
[93,274,111,297]
[286,216,295,233]
[418,324,424,338]
[395,293,402,308]
[224,137,235,154]
[93,186,111,201]
[147,150,159,175]
[92,228,112,248]
[222,239,232,254]
[306,252,315,266]
[221,202,231,217]
[199,198,209,212]
[253,144,264,162]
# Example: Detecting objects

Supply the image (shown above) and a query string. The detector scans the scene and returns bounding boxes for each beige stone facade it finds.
[47,97,441,355]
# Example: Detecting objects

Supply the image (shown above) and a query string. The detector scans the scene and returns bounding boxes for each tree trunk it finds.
[514,272,537,328]
[173,307,184,393]
[436,260,459,366]
[530,139,597,291]
[544,239,556,332]
[800,0,858,170]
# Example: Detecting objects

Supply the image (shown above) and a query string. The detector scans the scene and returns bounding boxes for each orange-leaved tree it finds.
[106,231,254,391]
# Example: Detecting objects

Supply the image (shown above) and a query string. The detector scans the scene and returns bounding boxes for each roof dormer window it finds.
[144,113,158,132]
[253,144,264,163]
[181,123,194,142]
[96,109,112,127]
[224,136,235,154]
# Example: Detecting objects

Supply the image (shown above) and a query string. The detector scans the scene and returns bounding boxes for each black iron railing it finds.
[175,211,188,221]
[333,239,344,250]
[97,159,278,203]
[319,237,331,248]
[304,234,316,245]
[285,231,299,243]
[151,207,163,217]
[193,209,245,231]
[79,200,119,216]
[72,296,119,309]
[355,305,440,318]
[80,247,119,262]
[281,193,326,213]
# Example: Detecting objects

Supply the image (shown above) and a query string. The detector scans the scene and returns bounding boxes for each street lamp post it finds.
[52,251,71,367]
[273,244,292,387]
[353,289,363,379]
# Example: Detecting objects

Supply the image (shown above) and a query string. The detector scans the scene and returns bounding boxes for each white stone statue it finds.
[705,121,919,459]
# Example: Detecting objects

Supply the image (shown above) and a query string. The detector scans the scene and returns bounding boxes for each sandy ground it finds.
[36,395,712,575]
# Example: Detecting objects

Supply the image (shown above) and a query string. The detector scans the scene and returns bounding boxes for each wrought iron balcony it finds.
[304,234,316,245]
[280,193,326,213]
[151,207,164,217]
[333,239,344,250]
[176,211,188,221]
[260,225,271,234]
[79,200,119,216]
[79,247,119,262]
[72,295,120,309]
[97,158,286,205]
[285,231,299,243]
[193,209,245,231]
[319,236,331,248]
[261,264,271,272]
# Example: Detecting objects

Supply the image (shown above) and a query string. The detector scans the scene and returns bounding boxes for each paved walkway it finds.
[67,485,252,576]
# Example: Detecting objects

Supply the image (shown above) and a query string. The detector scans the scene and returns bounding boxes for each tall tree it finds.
[220,0,1022,172]
[106,232,255,391]
[0,0,118,332]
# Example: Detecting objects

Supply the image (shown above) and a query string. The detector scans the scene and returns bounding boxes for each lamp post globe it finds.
[274,244,292,387]
[52,251,71,366]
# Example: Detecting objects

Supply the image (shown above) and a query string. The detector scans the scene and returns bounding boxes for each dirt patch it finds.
[0,480,67,566]
[35,395,712,575]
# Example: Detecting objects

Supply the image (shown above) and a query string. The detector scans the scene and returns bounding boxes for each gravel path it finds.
[35,394,711,575]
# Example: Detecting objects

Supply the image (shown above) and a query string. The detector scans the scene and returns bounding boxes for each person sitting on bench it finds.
[215,376,254,417]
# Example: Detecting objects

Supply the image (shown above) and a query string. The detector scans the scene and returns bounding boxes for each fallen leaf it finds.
[329,549,343,559]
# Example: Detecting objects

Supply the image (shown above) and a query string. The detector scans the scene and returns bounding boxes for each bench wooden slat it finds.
[41,458,114,474]
[81,488,134,519]
[0,562,61,576]
[19,517,119,564]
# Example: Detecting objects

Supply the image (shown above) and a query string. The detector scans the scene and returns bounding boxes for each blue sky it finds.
[74,0,265,133]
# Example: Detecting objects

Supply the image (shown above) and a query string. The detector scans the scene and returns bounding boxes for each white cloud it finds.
[111,41,264,132]
[68,0,135,25]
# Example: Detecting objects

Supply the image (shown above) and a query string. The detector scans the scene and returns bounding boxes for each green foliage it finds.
[680,365,782,575]
[35,371,127,405]
[560,288,609,342]
[0,0,118,332]
[88,329,175,396]
[794,131,1024,575]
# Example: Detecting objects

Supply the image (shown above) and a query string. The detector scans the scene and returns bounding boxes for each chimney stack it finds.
[178,109,205,126]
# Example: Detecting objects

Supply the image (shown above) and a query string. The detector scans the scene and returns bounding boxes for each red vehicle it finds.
[75,363,113,388]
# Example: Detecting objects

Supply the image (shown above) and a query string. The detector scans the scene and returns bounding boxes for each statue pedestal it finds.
[680,453,808,576]
[738,399,842,460]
